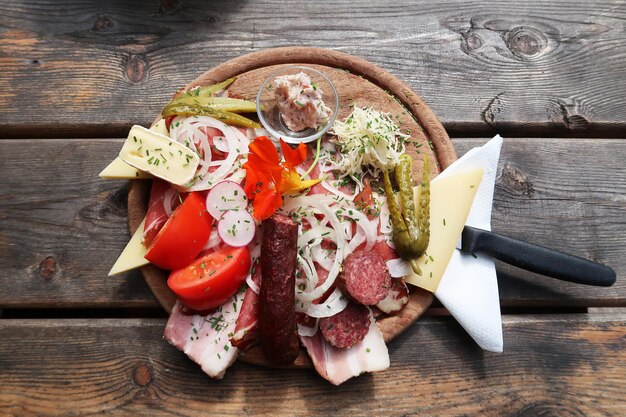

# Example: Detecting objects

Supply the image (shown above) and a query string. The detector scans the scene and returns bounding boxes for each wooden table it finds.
[1,1,624,415]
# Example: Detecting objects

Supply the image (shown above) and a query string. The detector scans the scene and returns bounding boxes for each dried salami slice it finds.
[339,251,391,305]
[319,302,370,349]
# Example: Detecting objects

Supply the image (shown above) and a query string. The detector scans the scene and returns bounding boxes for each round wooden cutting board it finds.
[127,47,456,368]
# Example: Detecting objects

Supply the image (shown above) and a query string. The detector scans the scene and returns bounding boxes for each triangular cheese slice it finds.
[99,120,168,179]
[99,157,152,179]
[404,168,483,292]
[108,218,150,276]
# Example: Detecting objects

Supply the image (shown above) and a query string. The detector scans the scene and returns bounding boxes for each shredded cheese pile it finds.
[329,106,409,179]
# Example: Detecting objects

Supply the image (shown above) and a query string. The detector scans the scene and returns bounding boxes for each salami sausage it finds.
[339,250,391,305]
[259,214,300,365]
[319,302,370,349]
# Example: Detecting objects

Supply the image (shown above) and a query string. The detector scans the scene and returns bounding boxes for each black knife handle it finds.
[462,226,616,287]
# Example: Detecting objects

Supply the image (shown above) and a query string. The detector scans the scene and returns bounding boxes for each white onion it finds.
[202,226,222,251]
[250,242,261,262]
[296,287,348,318]
[245,272,260,295]
[320,179,359,201]
[336,203,377,253]
[297,319,319,337]
[296,200,346,302]
[252,127,270,139]
[297,254,319,292]
[346,225,366,255]
[386,258,411,278]
[311,245,335,272]
[171,116,246,191]
[213,135,228,152]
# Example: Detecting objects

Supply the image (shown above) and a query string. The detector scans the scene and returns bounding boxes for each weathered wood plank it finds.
[455,138,626,307]
[0,315,623,416]
[0,137,623,308]
[0,139,159,308]
[0,0,625,138]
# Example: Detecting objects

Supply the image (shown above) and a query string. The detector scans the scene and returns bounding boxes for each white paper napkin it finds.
[433,135,504,352]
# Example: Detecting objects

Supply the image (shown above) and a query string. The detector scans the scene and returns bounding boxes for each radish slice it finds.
[205,181,248,220]
[218,209,256,247]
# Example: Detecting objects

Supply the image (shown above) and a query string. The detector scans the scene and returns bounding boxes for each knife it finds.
[461,226,616,287]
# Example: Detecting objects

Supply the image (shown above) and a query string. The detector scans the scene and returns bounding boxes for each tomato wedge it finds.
[145,192,213,270]
[168,245,251,311]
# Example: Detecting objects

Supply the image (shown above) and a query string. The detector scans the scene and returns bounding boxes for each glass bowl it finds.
[256,66,339,144]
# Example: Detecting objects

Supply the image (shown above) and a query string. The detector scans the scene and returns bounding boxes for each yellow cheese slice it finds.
[119,125,199,186]
[108,218,150,276]
[150,119,169,137]
[99,157,152,179]
[404,168,483,292]
[99,120,168,179]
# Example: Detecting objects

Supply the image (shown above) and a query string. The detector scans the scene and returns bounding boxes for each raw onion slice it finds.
[386,258,411,278]
[311,245,335,272]
[245,272,260,295]
[205,181,248,220]
[213,135,228,152]
[297,318,319,337]
[320,179,359,201]
[296,287,348,318]
[202,225,222,251]
[171,116,246,191]
[217,209,256,247]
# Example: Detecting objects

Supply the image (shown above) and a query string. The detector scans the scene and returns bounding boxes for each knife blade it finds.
[460,226,616,287]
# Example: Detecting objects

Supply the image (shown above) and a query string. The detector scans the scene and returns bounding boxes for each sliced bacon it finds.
[299,308,390,385]
[231,266,261,349]
[142,179,179,247]
[164,294,243,379]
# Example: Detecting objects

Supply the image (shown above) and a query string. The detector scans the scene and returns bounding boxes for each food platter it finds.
[127,47,456,368]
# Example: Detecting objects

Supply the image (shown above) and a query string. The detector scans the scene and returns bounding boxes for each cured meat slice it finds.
[143,179,179,247]
[300,308,389,385]
[231,267,261,349]
[339,250,391,305]
[319,301,370,348]
[164,293,243,379]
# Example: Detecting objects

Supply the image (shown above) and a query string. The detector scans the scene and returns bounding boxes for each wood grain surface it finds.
[0,314,624,416]
[0,139,159,309]
[1,0,625,138]
[1,137,623,309]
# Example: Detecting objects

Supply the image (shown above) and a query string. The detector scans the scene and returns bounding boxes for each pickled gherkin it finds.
[384,154,431,275]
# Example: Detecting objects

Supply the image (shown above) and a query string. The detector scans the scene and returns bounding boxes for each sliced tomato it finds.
[168,245,251,311]
[145,192,213,270]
